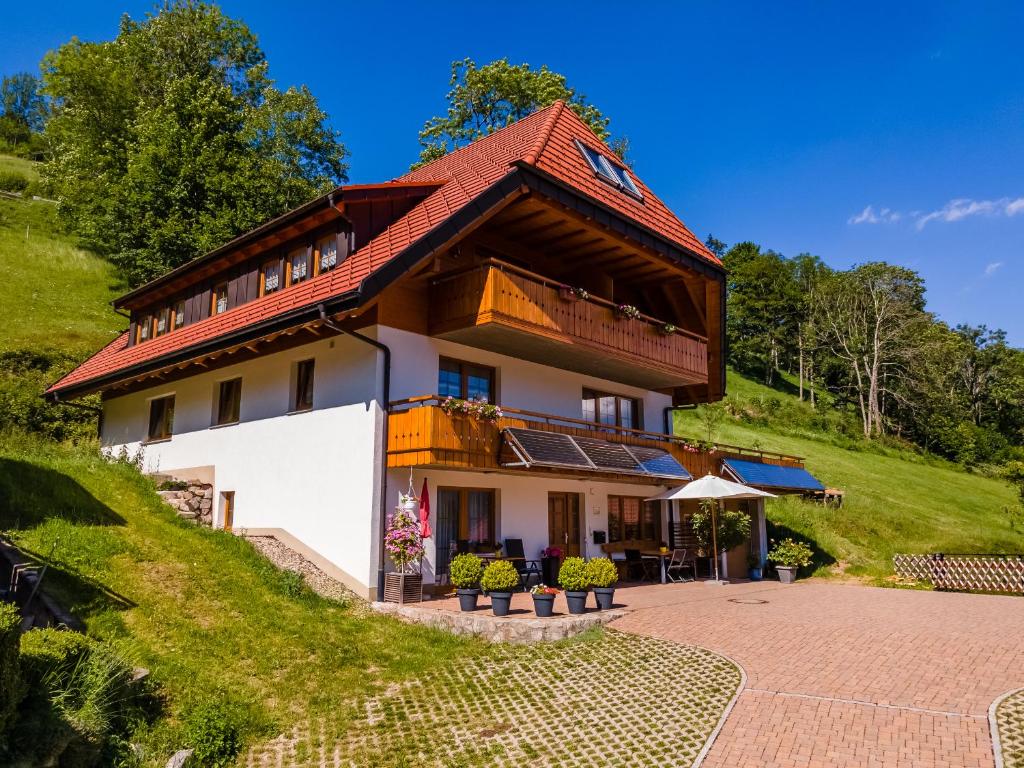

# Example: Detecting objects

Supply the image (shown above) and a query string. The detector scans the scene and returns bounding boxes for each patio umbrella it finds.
[647,474,776,583]
[418,477,432,539]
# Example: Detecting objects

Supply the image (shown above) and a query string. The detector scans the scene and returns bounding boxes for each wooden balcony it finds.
[387,396,804,483]
[428,261,709,390]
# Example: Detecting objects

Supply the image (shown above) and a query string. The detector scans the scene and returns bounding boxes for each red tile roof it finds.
[48,101,716,398]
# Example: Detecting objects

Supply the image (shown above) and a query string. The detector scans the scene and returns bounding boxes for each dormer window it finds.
[173,300,186,330]
[154,307,171,337]
[137,314,153,343]
[576,140,643,200]
[318,236,338,273]
[212,282,229,315]
[288,246,310,285]
[261,259,281,295]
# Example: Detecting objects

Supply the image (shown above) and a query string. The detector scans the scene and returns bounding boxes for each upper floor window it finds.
[318,236,339,273]
[288,246,311,285]
[439,358,496,403]
[212,282,229,315]
[576,140,643,200]
[154,306,171,337]
[215,378,242,426]
[136,314,153,343]
[261,259,281,295]
[582,389,641,431]
[173,300,186,330]
[147,395,175,442]
[292,359,315,412]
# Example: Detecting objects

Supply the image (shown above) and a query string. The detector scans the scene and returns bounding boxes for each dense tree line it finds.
[715,236,1024,467]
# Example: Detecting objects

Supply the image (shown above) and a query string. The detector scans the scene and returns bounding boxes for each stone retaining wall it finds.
[154,477,214,526]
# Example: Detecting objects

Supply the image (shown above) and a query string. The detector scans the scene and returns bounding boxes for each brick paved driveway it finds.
[610,580,1024,768]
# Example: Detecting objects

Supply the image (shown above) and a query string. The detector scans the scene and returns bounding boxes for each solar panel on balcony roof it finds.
[503,428,592,468]
[627,445,692,480]
[573,436,640,471]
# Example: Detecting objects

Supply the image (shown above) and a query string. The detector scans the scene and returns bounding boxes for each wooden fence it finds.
[893,553,1024,595]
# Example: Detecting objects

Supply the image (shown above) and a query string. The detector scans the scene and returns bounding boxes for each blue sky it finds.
[3,1,1022,343]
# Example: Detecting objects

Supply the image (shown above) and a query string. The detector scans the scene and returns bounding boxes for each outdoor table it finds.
[641,550,671,584]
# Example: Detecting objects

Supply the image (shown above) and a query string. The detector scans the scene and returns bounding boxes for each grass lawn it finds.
[0,431,740,765]
[0,191,124,357]
[676,370,1023,581]
[0,154,41,181]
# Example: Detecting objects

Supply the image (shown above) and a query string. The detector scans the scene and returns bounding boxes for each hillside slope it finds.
[676,370,1023,580]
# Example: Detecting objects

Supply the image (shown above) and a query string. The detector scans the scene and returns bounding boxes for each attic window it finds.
[576,140,643,200]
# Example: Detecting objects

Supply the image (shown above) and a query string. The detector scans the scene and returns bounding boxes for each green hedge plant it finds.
[479,559,519,593]
[585,557,618,588]
[558,557,589,592]
[449,554,484,589]
[0,603,23,746]
[19,627,92,687]
[768,538,813,568]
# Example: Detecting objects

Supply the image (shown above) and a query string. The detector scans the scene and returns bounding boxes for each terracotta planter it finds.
[532,593,555,617]
[456,588,480,611]
[776,566,798,584]
[565,590,588,615]
[489,591,513,616]
[593,587,615,610]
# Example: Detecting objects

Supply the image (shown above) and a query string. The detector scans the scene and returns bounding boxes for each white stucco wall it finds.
[100,334,383,592]
[99,323,680,595]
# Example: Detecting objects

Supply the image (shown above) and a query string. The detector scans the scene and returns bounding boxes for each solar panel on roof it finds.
[723,459,824,491]
[574,436,639,471]
[504,428,592,469]
[627,445,692,480]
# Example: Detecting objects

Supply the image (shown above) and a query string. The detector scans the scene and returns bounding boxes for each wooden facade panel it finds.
[430,262,709,384]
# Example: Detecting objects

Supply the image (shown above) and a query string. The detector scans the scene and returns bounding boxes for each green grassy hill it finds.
[676,370,1023,581]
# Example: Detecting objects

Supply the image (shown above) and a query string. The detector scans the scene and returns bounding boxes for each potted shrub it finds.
[480,559,520,616]
[747,553,763,581]
[530,584,559,617]
[768,538,813,583]
[558,557,589,615]
[586,557,618,610]
[449,553,484,611]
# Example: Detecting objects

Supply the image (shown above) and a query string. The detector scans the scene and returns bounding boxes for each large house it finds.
[47,101,818,600]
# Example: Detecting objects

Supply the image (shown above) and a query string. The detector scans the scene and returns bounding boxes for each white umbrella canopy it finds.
[647,474,776,583]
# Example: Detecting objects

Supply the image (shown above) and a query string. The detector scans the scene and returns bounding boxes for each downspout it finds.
[318,304,391,601]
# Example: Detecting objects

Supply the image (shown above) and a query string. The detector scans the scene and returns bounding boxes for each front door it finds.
[548,492,581,557]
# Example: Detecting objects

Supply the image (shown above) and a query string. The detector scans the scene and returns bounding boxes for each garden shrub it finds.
[585,557,618,588]
[768,538,814,568]
[0,603,24,746]
[0,170,30,193]
[558,557,589,592]
[448,553,484,589]
[479,559,519,593]
[183,699,242,768]
[20,627,92,686]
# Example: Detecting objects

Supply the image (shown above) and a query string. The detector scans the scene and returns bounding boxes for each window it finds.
[212,282,229,315]
[173,300,186,330]
[317,236,339,273]
[607,496,660,543]
[437,487,496,547]
[438,357,496,403]
[136,314,153,343]
[215,378,242,425]
[582,389,641,430]
[147,395,175,442]
[288,246,310,285]
[154,306,171,337]
[576,140,643,199]
[292,359,315,411]
[260,259,281,295]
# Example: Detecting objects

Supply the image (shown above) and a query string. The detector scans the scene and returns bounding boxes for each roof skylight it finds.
[576,140,643,200]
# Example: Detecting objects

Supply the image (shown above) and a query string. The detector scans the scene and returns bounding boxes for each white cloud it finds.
[915,196,1024,229]
[984,261,1004,277]
[848,205,902,225]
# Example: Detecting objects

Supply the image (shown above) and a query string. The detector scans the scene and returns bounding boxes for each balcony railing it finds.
[428,260,708,388]
[387,395,804,481]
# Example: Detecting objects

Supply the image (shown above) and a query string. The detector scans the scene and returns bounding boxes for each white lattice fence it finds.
[893,554,1024,594]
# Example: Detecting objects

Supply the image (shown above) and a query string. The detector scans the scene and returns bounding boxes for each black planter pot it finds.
[564,590,588,615]
[541,556,560,586]
[593,587,615,610]
[489,591,513,617]
[456,588,480,612]
[532,593,555,617]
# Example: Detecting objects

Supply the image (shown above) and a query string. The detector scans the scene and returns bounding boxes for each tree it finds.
[791,253,830,406]
[814,262,927,438]
[413,58,616,169]
[0,72,47,154]
[41,1,348,286]
[704,234,727,259]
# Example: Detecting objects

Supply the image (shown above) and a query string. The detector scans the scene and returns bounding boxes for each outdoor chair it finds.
[624,549,656,582]
[665,549,696,583]
[504,538,541,590]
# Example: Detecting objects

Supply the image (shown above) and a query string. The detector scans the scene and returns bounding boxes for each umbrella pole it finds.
[711,500,720,582]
